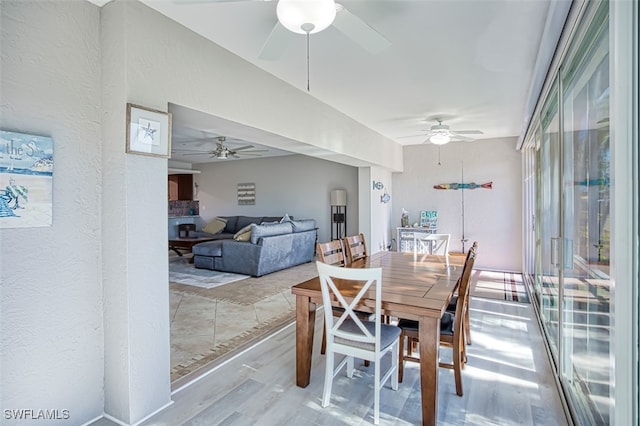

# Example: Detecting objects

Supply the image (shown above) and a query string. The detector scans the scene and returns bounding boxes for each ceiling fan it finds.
[401,119,484,145]
[173,0,390,61]
[174,136,268,159]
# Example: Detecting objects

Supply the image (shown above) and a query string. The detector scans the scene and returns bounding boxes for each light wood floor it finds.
[90,296,570,425]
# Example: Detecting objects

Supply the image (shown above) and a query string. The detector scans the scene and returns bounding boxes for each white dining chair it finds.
[414,233,451,256]
[316,261,401,425]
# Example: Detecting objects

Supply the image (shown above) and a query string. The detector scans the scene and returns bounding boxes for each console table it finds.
[396,227,437,252]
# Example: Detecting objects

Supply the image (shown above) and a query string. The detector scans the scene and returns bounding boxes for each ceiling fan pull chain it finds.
[306,30,310,92]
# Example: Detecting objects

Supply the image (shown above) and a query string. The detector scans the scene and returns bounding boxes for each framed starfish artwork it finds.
[125,103,172,158]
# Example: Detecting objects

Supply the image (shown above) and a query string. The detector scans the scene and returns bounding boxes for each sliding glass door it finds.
[537,82,561,359]
[559,5,612,423]
[526,2,613,424]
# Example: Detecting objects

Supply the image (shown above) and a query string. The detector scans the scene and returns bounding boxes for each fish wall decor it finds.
[380,192,391,203]
[433,182,493,190]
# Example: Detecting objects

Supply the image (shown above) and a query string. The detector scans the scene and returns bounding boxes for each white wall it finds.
[392,138,522,271]
[195,154,358,243]
[0,1,104,424]
[361,166,393,253]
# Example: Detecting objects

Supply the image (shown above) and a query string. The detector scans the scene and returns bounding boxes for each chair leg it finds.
[453,335,464,396]
[391,342,399,391]
[374,356,381,424]
[464,304,471,345]
[398,333,405,383]
[347,356,355,378]
[322,350,334,407]
[321,323,327,355]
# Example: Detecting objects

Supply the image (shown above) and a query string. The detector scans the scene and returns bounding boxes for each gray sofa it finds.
[192,219,316,277]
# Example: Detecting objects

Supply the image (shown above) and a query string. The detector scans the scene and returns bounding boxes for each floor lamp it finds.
[330,190,347,240]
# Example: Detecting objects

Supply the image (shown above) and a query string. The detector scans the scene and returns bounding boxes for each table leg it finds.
[418,315,440,426]
[295,295,316,387]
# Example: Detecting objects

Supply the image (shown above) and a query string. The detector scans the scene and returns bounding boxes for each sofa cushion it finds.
[203,217,227,234]
[235,216,263,232]
[233,224,253,241]
[250,221,293,244]
[220,216,238,234]
[261,216,284,223]
[192,240,223,257]
[291,219,316,233]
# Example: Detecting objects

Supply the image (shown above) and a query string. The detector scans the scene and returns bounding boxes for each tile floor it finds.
[169,259,318,384]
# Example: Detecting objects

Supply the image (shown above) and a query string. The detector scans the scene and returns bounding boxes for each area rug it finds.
[169,256,249,289]
[470,269,530,303]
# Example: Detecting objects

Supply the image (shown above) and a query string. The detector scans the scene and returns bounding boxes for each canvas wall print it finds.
[0,130,53,228]
[237,182,255,205]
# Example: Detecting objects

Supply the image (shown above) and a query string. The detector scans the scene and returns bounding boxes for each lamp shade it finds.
[330,189,347,206]
[276,0,337,34]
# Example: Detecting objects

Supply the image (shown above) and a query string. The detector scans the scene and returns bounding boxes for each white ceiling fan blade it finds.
[452,130,484,135]
[397,132,432,139]
[232,145,255,151]
[451,134,475,142]
[332,5,391,54]
[258,22,292,60]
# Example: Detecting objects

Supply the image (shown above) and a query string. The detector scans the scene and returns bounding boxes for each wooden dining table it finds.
[291,251,465,426]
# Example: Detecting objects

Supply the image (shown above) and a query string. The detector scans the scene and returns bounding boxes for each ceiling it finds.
[91,0,571,164]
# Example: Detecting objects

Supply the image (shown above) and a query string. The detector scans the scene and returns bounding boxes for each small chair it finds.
[414,233,450,256]
[316,240,375,362]
[316,261,400,425]
[343,233,368,263]
[397,243,477,396]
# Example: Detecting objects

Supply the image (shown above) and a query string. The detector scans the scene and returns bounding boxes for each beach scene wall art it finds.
[0,130,53,228]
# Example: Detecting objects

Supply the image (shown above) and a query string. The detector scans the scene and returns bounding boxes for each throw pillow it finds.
[233,224,252,241]
[203,217,227,234]
[280,213,292,223]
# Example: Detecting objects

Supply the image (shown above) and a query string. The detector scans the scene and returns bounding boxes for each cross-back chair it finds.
[397,242,478,397]
[316,240,374,365]
[415,233,451,256]
[343,233,368,263]
[316,261,400,424]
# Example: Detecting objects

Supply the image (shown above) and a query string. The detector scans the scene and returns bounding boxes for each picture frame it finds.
[237,182,256,205]
[125,103,172,158]
[0,129,54,228]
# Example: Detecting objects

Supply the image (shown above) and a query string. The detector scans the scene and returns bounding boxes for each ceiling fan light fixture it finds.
[430,133,451,145]
[276,0,337,34]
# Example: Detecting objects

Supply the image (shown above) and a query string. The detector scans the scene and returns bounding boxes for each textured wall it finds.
[195,154,358,244]
[369,166,394,253]
[393,138,522,271]
[0,1,104,424]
